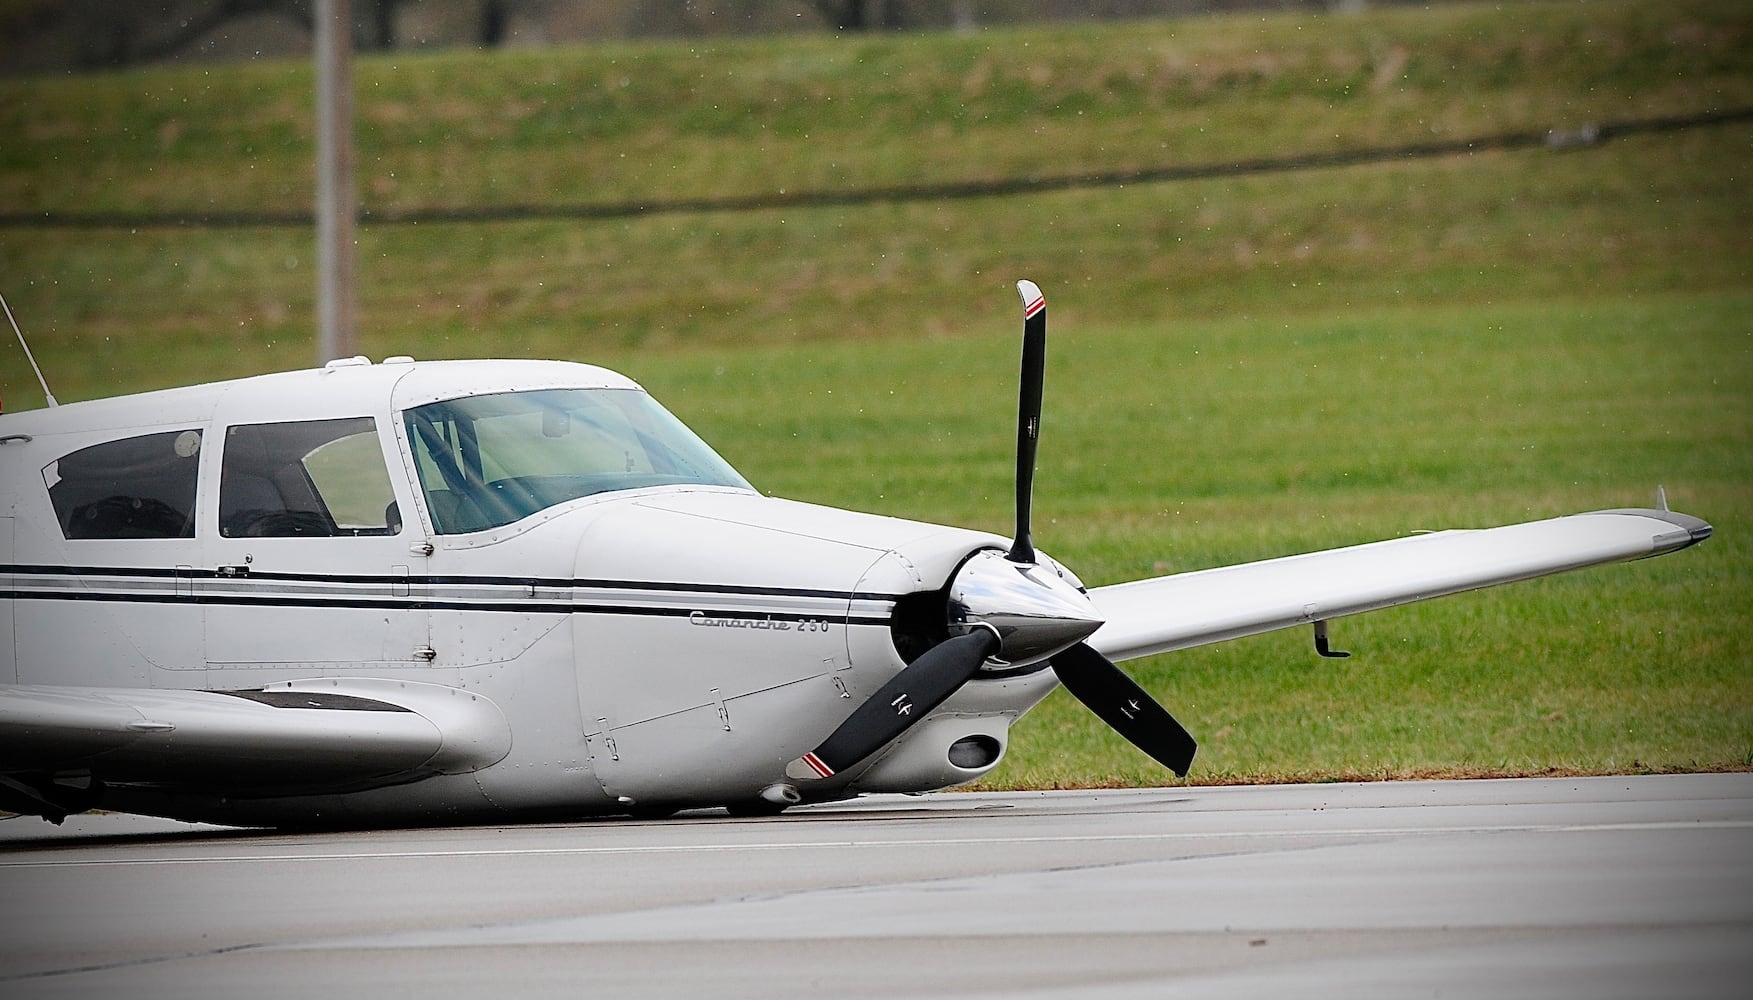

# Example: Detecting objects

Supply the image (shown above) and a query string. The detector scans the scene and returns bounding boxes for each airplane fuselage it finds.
[0,358,1058,825]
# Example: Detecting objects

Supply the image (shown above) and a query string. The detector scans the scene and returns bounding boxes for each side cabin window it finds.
[44,429,204,539]
[219,417,400,538]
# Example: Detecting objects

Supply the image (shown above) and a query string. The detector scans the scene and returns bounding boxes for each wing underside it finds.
[1087,508,1710,663]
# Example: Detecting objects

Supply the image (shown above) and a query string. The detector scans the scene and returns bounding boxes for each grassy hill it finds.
[3,0,1749,367]
[0,0,1748,784]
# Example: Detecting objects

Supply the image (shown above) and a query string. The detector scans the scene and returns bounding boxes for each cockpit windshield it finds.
[403,388,752,534]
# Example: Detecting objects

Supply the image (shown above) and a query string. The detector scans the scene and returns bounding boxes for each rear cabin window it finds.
[219,417,400,537]
[44,429,203,540]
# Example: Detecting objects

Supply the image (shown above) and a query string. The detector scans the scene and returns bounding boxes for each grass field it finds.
[0,0,1748,786]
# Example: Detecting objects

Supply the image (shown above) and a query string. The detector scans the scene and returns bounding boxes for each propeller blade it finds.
[1050,642,1197,778]
[786,629,1000,782]
[1009,279,1048,565]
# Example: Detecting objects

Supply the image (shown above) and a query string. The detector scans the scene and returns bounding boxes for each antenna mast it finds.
[0,290,57,408]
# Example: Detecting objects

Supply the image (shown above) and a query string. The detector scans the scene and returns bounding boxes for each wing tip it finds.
[1593,507,1713,553]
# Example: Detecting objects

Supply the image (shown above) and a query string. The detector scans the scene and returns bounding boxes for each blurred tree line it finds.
[1,0,1396,75]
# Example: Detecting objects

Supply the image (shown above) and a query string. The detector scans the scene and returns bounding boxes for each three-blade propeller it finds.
[786,280,1197,787]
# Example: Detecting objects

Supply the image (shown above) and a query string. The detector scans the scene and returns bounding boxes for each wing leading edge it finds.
[1087,508,1711,663]
[0,678,511,820]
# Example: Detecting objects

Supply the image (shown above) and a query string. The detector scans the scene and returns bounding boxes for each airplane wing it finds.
[1087,508,1711,663]
[0,678,511,819]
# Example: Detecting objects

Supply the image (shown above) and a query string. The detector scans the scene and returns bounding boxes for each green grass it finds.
[0,0,1747,786]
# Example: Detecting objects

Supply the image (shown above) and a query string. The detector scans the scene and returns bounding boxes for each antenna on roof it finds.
[1,289,58,408]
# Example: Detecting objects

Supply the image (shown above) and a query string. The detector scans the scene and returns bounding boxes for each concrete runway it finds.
[1,773,1749,998]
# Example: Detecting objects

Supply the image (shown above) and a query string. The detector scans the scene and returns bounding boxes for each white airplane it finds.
[0,281,1712,828]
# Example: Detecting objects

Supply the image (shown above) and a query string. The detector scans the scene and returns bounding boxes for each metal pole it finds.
[315,0,356,363]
